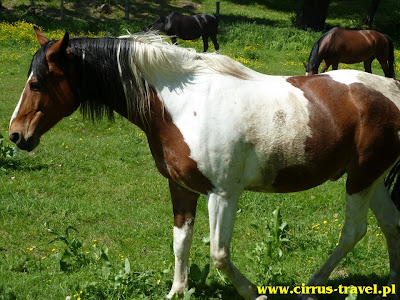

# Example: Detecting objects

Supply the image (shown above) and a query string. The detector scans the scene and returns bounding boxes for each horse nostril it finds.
[9,132,20,144]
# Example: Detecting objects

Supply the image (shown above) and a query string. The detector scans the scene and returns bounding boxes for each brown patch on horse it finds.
[136,92,214,196]
[279,75,400,194]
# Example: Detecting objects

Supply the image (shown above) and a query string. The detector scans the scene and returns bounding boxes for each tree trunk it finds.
[296,0,331,31]
[363,0,380,29]
[125,0,129,21]
[60,0,65,20]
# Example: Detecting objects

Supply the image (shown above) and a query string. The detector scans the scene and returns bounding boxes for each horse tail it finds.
[385,160,400,210]
[384,34,395,78]
[215,1,220,23]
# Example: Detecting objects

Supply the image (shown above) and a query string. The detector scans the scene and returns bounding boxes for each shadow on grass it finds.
[0,0,197,35]
[0,157,49,173]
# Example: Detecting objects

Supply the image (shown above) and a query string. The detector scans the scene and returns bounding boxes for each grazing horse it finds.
[147,12,219,52]
[9,28,400,300]
[304,27,395,78]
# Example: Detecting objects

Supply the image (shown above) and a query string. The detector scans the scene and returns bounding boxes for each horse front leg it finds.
[207,191,267,300]
[320,60,331,73]
[301,188,371,300]
[167,180,199,299]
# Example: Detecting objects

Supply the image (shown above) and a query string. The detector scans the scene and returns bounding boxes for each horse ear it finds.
[46,32,70,72]
[34,26,50,46]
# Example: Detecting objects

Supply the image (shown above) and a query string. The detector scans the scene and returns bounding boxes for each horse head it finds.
[303,62,318,76]
[9,28,79,151]
[146,15,168,32]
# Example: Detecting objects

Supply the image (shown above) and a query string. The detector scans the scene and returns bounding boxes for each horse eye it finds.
[30,82,40,92]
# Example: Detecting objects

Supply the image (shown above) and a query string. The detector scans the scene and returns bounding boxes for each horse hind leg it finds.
[301,187,371,299]
[210,34,219,52]
[377,57,392,78]
[202,35,209,52]
[167,181,199,298]
[207,191,267,300]
[370,180,400,295]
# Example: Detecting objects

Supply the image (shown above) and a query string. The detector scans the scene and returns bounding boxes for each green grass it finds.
[1,1,399,299]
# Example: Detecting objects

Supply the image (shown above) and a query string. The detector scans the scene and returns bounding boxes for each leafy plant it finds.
[48,225,90,271]
[170,288,196,300]
[345,286,358,300]
[265,207,290,258]
[0,134,17,159]
[246,207,290,283]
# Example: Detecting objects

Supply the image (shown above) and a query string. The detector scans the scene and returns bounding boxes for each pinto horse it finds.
[9,28,400,300]
[304,27,395,78]
[146,12,219,52]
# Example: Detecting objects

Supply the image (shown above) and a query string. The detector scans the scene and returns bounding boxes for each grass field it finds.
[1,1,400,299]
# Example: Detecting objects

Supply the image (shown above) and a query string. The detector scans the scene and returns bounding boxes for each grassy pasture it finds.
[1,0,400,299]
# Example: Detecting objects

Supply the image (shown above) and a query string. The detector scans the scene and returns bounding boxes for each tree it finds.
[364,0,381,29]
[296,0,331,31]
[125,0,129,21]
[60,0,64,20]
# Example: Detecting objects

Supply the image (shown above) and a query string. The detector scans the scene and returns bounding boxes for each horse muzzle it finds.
[9,131,40,152]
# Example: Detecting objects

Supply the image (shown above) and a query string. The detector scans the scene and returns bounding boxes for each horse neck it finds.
[68,37,149,126]
[308,41,323,72]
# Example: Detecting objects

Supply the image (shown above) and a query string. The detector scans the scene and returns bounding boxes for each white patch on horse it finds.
[327,69,400,108]
[157,72,312,192]
[168,220,194,298]
[10,72,32,127]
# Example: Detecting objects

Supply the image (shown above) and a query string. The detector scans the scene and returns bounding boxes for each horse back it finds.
[168,12,218,40]
[320,28,389,64]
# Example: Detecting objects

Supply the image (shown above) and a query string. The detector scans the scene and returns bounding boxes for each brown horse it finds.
[304,27,395,78]
[9,28,400,299]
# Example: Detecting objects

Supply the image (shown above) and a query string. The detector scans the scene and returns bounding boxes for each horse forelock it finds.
[29,41,54,84]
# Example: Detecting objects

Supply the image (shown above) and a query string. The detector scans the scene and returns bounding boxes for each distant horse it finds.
[304,27,395,78]
[147,12,219,52]
[10,28,400,300]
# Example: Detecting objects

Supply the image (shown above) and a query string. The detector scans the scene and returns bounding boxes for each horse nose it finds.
[9,132,20,144]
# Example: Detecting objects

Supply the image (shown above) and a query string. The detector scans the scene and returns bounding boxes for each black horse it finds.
[147,12,220,52]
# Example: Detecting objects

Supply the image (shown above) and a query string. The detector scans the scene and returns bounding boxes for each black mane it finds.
[30,37,136,121]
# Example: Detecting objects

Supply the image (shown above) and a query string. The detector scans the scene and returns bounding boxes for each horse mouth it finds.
[9,133,40,152]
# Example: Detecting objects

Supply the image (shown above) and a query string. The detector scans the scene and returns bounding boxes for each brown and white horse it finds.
[304,27,395,78]
[9,28,400,300]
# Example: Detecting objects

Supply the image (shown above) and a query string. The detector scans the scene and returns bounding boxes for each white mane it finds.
[116,32,253,125]
[119,32,252,84]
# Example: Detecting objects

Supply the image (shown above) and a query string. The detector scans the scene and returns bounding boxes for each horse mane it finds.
[32,33,253,125]
[117,32,253,123]
[307,27,339,70]
[119,33,252,82]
